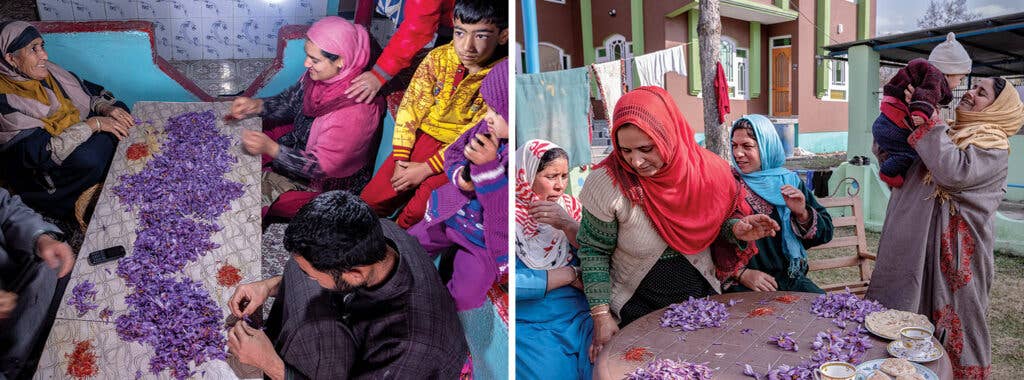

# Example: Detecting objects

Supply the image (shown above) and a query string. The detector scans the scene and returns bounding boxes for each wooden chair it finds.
[807,195,876,295]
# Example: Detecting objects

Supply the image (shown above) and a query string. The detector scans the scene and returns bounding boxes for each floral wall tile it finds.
[151,18,174,59]
[202,18,236,59]
[40,0,325,59]
[172,19,203,60]
[72,0,107,20]
[37,0,76,21]
[105,0,137,20]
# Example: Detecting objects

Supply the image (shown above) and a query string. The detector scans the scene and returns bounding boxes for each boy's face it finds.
[452,19,508,69]
[483,106,508,139]
[945,74,966,90]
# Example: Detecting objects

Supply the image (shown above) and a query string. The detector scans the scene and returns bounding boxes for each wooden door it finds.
[772,47,792,116]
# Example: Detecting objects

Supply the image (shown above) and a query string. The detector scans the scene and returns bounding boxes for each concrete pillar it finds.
[847,45,880,159]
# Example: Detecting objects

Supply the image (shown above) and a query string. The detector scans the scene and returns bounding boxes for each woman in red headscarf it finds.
[577,86,779,359]
[227,16,382,220]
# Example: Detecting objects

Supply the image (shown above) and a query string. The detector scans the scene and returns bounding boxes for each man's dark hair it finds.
[454,0,508,30]
[284,191,386,275]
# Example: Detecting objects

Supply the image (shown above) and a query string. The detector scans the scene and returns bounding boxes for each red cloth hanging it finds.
[714,62,731,123]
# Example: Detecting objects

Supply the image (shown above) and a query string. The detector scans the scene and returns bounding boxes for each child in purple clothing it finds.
[408,59,508,311]
[872,32,970,187]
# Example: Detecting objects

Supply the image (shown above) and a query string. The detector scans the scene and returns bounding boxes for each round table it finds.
[594,291,953,379]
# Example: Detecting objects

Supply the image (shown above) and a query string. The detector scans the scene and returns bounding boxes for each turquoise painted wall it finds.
[254,38,309,99]
[798,132,849,154]
[42,30,198,107]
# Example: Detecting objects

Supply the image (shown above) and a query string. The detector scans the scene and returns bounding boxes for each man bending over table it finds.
[226,190,467,379]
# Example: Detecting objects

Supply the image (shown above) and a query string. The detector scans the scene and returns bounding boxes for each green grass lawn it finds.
[807,230,1024,377]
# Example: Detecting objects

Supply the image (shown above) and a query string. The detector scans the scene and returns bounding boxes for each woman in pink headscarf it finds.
[228,16,382,219]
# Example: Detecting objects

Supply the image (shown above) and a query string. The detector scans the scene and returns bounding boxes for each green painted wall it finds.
[815,0,830,98]
[857,0,872,40]
[630,0,645,57]
[750,22,762,99]
[774,0,790,9]
[581,0,596,65]
[688,9,701,96]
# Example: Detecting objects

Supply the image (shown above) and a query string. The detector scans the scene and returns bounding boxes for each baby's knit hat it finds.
[480,58,509,121]
[928,32,972,75]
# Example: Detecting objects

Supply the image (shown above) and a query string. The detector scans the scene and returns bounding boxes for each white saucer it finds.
[855,359,938,380]
[887,340,943,363]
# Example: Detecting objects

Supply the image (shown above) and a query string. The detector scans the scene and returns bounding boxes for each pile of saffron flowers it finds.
[67,280,98,317]
[810,289,886,328]
[626,359,714,380]
[111,111,244,379]
[660,297,730,331]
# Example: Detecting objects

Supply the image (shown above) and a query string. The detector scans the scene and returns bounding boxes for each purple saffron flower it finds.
[809,289,885,328]
[625,359,714,380]
[660,297,730,331]
[110,111,244,379]
[67,280,99,317]
[768,332,799,352]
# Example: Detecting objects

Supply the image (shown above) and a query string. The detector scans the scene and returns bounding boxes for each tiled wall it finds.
[36,0,329,59]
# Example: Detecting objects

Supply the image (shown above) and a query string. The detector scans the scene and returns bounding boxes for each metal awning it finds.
[824,12,1024,77]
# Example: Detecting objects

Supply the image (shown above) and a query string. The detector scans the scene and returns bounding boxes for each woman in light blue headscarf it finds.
[725,114,834,293]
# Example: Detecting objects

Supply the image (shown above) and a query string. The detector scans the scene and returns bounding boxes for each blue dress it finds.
[515,256,594,380]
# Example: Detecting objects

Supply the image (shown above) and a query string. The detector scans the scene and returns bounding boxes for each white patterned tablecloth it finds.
[35,102,263,379]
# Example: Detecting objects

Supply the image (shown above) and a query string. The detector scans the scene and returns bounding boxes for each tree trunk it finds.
[698,0,730,160]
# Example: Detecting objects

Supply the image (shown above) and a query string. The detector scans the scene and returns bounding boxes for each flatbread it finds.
[880,358,916,376]
[866,310,933,339]
[895,374,926,380]
[868,371,893,380]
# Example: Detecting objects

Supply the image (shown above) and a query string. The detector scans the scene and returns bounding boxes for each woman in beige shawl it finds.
[0,20,134,217]
[868,77,1024,379]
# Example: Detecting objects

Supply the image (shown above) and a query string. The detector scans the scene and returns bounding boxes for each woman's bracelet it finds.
[736,267,748,281]
[91,119,101,133]
[590,309,609,317]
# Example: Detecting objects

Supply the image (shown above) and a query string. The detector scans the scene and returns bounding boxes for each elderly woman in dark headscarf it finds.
[0,20,134,217]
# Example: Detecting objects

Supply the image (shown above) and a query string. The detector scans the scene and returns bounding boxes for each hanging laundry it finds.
[591,60,628,125]
[634,45,687,88]
[516,67,593,168]
[714,62,731,124]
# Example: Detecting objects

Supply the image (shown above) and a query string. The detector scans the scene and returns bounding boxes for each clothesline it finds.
[517,42,725,168]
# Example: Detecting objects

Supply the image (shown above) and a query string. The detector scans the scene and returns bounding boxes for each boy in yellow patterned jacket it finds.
[361,0,507,228]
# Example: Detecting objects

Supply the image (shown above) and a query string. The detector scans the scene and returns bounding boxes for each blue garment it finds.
[872,113,917,179]
[515,257,593,380]
[731,114,805,278]
[515,68,592,169]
